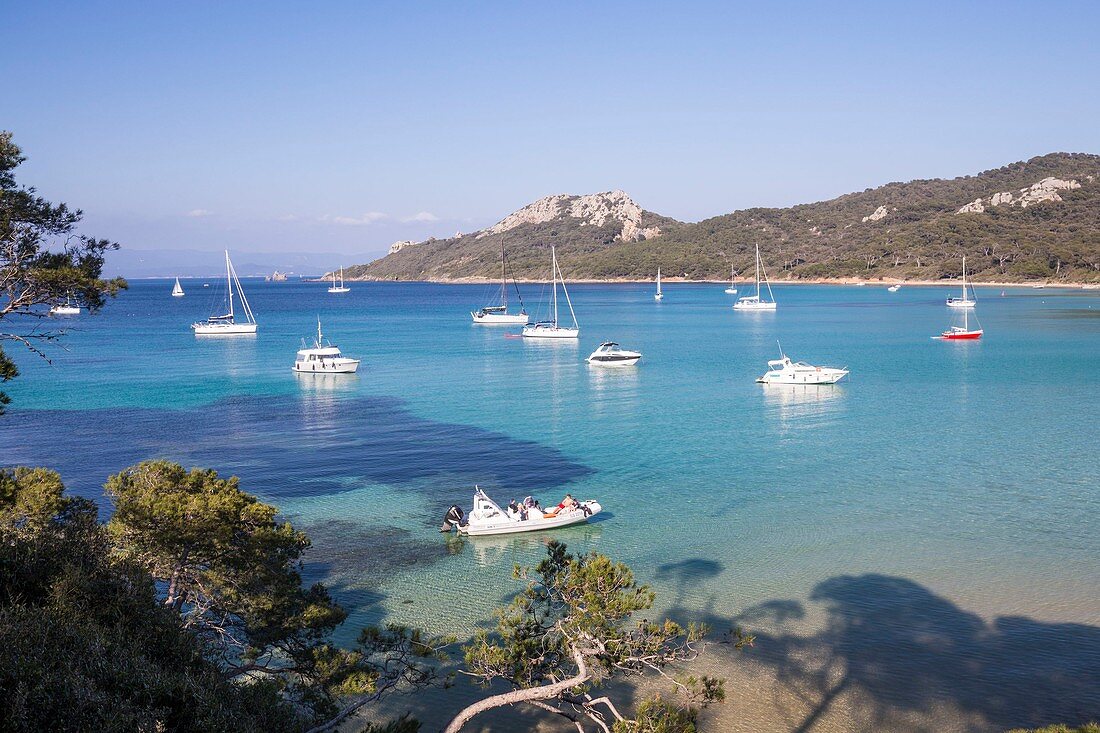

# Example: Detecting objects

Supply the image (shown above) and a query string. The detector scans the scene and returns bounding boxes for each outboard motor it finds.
[440,505,464,533]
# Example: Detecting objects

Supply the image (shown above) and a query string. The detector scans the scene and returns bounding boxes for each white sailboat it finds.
[733,243,777,310]
[654,268,664,301]
[472,238,529,324]
[724,265,738,294]
[191,250,258,335]
[172,277,185,297]
[327,267,350,293]
[49,297,81,315]
[522,246,579,339]
[946,256,976,308]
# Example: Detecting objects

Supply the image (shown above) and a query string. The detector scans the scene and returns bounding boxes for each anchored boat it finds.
[946,256,976,308]
[472,237,529,324]
[293,319,360,373]
[733,243,777,310]
[757,344,848,385]
[49,297,81,316]
[522,246,579,339]
[442,487,601,536]
[724,265,738,294]
[327,267,350,293]
[654,267,664,301]
[586,342,641,367]
[192,251,258,335]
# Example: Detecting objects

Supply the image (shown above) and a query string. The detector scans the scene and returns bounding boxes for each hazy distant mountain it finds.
[105,248,353,279]
[349,153,1100,283]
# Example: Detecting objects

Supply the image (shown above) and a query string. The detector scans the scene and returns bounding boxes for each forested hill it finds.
[346,153,1100,283]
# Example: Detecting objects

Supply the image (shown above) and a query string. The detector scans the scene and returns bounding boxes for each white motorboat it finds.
[327,266,350,293]
[172,277,185,297]
[946,256,976,308]
[756,345,847,385]
[444,487,601,536]
[192,251,258,335]
[724,265,738,294]
[888,284,901,292]
[586,342,641,367]
[522,246,579,339]
[654,267,664,301]
[49,297,81,315]
[293,319,360,373]
[472,237,529,324]
[733,243,777,310]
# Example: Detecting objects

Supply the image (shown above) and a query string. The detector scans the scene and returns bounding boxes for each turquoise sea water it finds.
[4,279,1099,730]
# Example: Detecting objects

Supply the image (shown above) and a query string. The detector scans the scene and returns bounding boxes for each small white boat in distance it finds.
[946,256,976,308]
[293,319,360,373]
[445,487,601,536]
[192,251,258,335]
[523,246,579,339]
[172,277,185,297]
[733,243,777,310]
[49,298,81,315]
[587,342,641,367]
[472,237,529,324]
[725,265,738,294]
[654,268,664,301]
[757,345,848,385]
[888,284,901,292]
[327,267,350,293]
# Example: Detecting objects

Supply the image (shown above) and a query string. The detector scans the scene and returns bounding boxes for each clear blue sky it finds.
[5,0,1099,261]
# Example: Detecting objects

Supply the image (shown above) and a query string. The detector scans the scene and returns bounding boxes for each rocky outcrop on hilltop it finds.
[956,176,1086,214]
[387,240,420,255]
[478,190,662,243]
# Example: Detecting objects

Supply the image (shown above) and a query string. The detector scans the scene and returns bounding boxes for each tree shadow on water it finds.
[0,394,593,503]
[718,574,1100,732]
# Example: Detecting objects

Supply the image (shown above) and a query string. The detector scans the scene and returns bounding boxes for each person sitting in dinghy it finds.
[553,494,590,516]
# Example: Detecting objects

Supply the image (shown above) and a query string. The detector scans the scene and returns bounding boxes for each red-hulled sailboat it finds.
[937,261,983,340]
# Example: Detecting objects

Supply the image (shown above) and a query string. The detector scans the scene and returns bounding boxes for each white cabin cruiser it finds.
[888,284,901,292]
[586,342,641,367]
[522,246,579,339]
[293,319,360,373]
[442,487,601,536]
[733,243,777,310]
[756,346,847,385]
[472,237,529,324]
[192,251,258,335]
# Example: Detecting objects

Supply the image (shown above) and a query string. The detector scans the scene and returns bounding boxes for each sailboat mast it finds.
[225,250,234,318]
[317,318,323,348]
[755,244,761,299]
[551,247,558,326]
[962,256,967,300]
[501,237,507,308]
